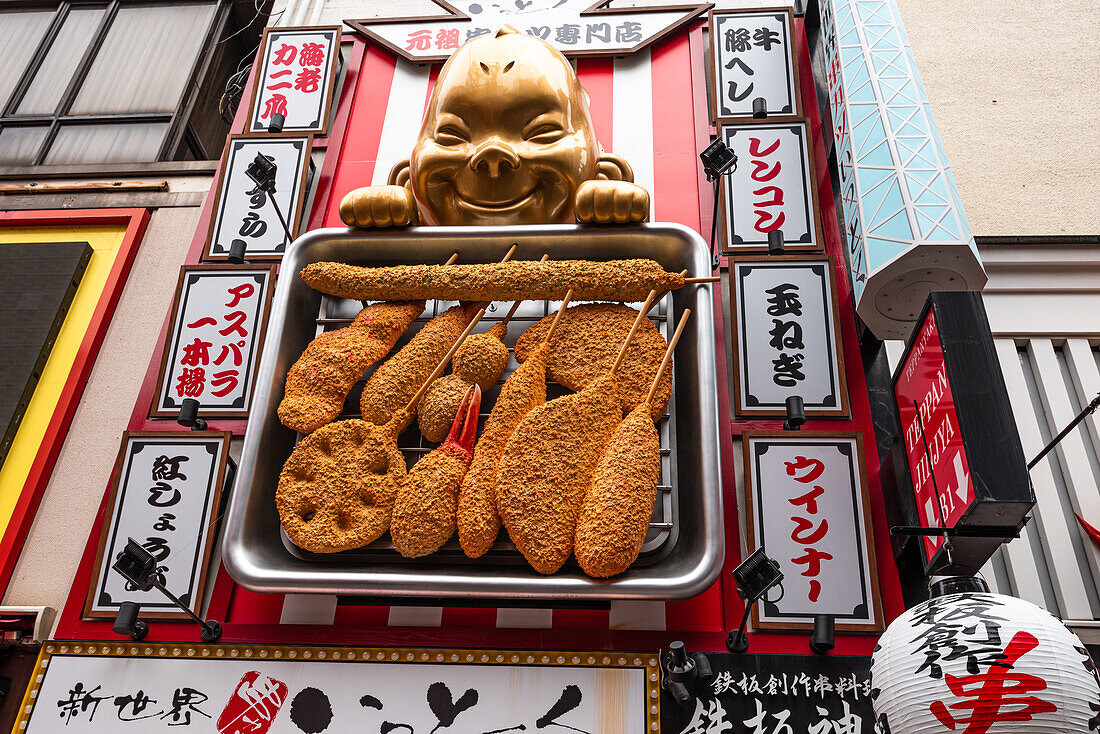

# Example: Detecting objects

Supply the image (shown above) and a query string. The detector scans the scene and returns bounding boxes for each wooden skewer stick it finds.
[500,254,550,327]
[500,243,518,263]
[544,288,574,343]
[645,309,692,406]
[684,276,720,284]
[403,306,488,414]
[610,288,659,376]
[444,252,459,266]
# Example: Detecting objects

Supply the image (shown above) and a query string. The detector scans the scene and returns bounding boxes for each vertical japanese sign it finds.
[247,26,341,135]
[664,654,875,733]
[84,431,231,619]
[719,122,823,252]
[730,256,848,418]
[17,647,656,733]
[204,135,311,261]
[153,265,276,418]
[709,8,800,122]
[743,432,883,632]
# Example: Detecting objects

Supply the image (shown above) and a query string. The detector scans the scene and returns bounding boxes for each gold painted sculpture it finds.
[339,27,650,228]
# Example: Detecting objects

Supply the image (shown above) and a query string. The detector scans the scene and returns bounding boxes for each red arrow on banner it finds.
[344,0,712,62]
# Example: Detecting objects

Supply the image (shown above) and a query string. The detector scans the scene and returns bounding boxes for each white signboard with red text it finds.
[247,26,341,135]
[153,266,275,418]
[710,8,801,122]
[719,122,823,252]
[743,432,883,632]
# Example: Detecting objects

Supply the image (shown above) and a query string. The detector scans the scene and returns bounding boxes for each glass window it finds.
[44,122,170,165]
[0,126,50,165]
[0,11,54,111]
[16,7,106,115]
[71,3,217,115]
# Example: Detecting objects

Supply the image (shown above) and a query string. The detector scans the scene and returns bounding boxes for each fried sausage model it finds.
[418,323,509,442]
[392,385,482,558]
[278,300,425,434]
[514,303,670,421]
[574,310,691,578]
[299,259,684,303]
[276,416,408,553]
[360,303,478,431]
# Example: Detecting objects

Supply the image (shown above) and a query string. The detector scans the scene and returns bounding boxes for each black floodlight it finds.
[809,614,835,655]
[112,538,157,592]
[728,549,785,654]
[768,229,786,255]
[177,398,207,431]
[700,139,738,182]
[267,111,286,134]
[752,97,768,119]
[246,153,278,193]
[227,239,248,265]
[112,602,148,641]
[661,641,697,705]
[784,395,806,431]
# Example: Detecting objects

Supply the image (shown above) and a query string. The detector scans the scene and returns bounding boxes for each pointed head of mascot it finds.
[408,27,609,226]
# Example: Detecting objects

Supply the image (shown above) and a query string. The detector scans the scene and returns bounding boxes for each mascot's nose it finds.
[469,138,520,177]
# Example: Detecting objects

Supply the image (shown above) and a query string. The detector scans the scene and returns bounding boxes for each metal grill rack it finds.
[281,291,679,568]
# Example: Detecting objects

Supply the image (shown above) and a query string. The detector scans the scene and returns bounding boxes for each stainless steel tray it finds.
[222,223,724,600]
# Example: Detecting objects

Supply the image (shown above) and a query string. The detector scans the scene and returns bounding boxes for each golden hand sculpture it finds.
[339,27,650,228]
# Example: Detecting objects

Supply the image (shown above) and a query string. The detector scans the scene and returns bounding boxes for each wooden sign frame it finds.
[728,254,850,418]
[245,25,342,135]
[151,264,277,419]
[742,430,884,633]
[707,6,802,124]
[83,430,232,621]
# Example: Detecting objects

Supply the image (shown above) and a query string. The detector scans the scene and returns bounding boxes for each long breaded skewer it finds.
[300,259,684,302]
[496,290,659,574]
[575,309,692,578]
[457,277,566,559]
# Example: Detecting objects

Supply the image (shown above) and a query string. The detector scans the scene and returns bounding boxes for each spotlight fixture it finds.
[244,153,293,242]
[699,139,738,182]
[661,641,698,705]
[810,614,835,655]
[767,229,785,255]
[112,602,148,641]
[267,112,286,134]
[112,538,222,642]
[177,398,207,431]
[227,239,248,265]
[752,97,768,119]
[727,549,784,653]
[783,395,806,431]
[691,652,714,687]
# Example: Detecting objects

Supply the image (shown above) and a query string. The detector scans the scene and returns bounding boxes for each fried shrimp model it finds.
[299,259,684,303]
[496,291,658,574]
[575,310,692,578]
[276,415,408,553]
[418,323,508,442]
[514,303,671,421]
[391,384,482,558]
[278,300,425,434]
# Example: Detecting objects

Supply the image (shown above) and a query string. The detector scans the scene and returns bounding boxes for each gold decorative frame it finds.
[15,643,662,732]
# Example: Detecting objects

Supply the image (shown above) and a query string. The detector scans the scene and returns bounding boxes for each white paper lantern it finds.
[871,590,1100,733]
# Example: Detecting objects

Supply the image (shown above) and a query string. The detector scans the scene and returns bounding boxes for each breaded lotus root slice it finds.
[392,385,481,558]
[574,404,661,578]
[360,303,476,430]
[496,373,622,574]
[452,323,509,390]
[300,259,684,302]
[515,303,669,421]
[279,300,425,434]
[276,419,407,553]
[418,374,470,443]
[457,342,550,559]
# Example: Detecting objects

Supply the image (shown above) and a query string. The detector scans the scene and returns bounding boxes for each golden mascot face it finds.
[410,28,600,226]
[338,27,647,229]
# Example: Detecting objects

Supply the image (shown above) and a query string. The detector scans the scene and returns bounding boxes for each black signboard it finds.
[662,653,878,733]
[0,241,92,465]
[887,291,1034,575]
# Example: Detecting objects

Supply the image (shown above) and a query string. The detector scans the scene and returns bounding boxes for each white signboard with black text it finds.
[153,266,275,418]
[731,256,848,417]
[719,121,822,252]
[20,648,652,733]
[743,432,883,632]
[84,432,231,620]
[204,135,311,261]
[247,26,341,134]
[710,8,801,122]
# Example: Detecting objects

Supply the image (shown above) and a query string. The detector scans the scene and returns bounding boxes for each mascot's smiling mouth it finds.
[452,185,539,211]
